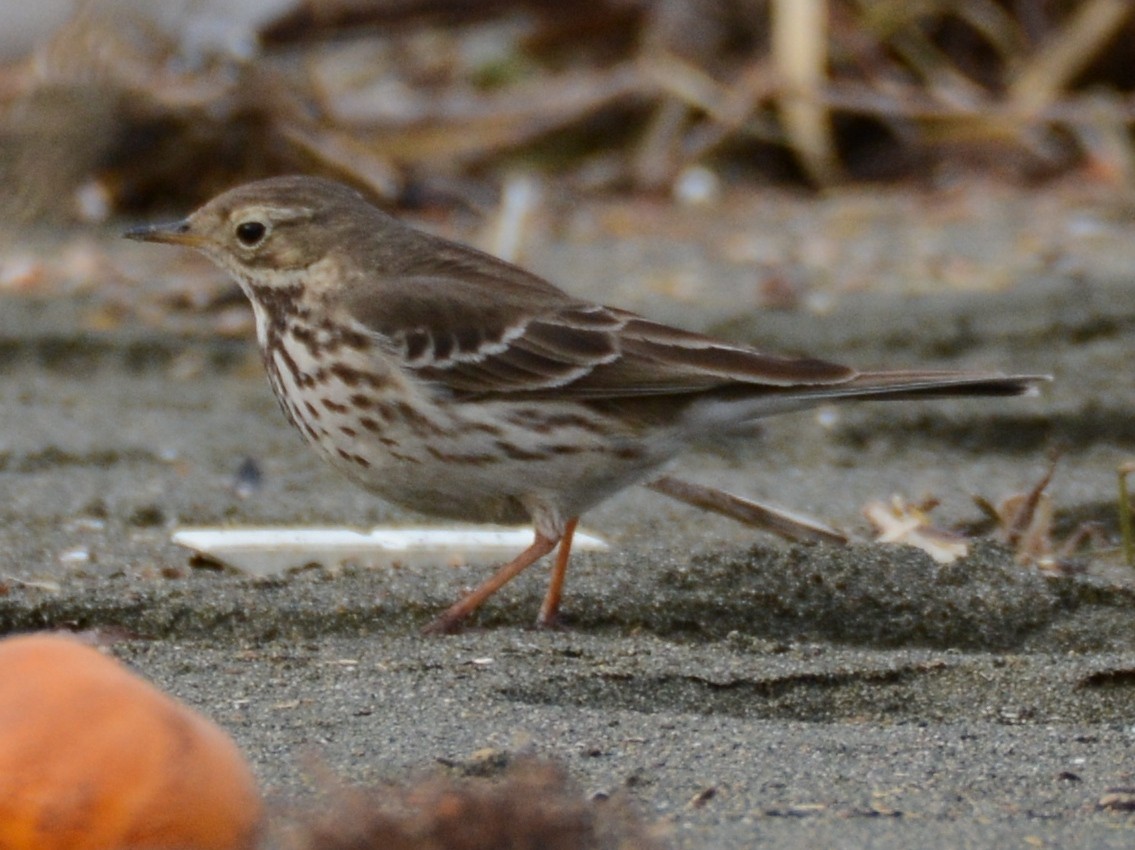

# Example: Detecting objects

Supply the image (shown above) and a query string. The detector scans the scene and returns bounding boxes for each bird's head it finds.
[124,176,378,290]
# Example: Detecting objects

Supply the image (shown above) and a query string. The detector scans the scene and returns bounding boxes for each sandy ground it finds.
[2,179,1135,848]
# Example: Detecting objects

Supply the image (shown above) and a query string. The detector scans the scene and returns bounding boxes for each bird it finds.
[125,175,1047,633]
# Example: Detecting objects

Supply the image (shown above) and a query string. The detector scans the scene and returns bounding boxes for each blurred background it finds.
[1,0,1133,221]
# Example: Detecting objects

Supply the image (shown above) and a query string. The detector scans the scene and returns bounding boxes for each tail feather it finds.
[684,370,1049,431]
[839,370,1048,401]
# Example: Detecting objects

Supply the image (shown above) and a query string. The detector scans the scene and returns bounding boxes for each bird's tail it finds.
[684,370,1049,431]
[832,370,1047,401]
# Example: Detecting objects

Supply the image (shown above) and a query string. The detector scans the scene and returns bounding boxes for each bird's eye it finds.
[235,221,267,247]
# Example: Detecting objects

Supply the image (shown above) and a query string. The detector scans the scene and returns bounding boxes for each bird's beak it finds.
[123,220,205,248]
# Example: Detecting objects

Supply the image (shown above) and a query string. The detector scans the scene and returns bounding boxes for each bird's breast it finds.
[257,324,680,525]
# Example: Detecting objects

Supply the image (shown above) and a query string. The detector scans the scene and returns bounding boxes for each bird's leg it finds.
[537,517,579,629]
[422,532,559,635]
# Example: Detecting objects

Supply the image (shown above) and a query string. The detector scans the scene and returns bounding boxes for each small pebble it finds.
[673,165,721,206]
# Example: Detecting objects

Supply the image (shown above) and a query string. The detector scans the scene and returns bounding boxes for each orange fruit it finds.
[0,633,262,850]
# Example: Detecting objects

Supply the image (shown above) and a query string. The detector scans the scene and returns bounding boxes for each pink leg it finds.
[537,517,579,628]
[422,531,559,634]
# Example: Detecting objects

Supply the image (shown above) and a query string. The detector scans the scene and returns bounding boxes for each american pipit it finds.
[125,176,1047,633]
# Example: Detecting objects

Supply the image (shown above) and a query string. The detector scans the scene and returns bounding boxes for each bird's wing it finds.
[343,270,855,398]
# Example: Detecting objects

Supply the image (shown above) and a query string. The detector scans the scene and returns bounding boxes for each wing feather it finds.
[343,270,856,399]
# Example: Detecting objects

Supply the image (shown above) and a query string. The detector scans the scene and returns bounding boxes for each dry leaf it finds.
[863,495,969,564]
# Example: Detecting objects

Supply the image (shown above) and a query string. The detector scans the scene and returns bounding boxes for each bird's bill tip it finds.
[122,220,203,247]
